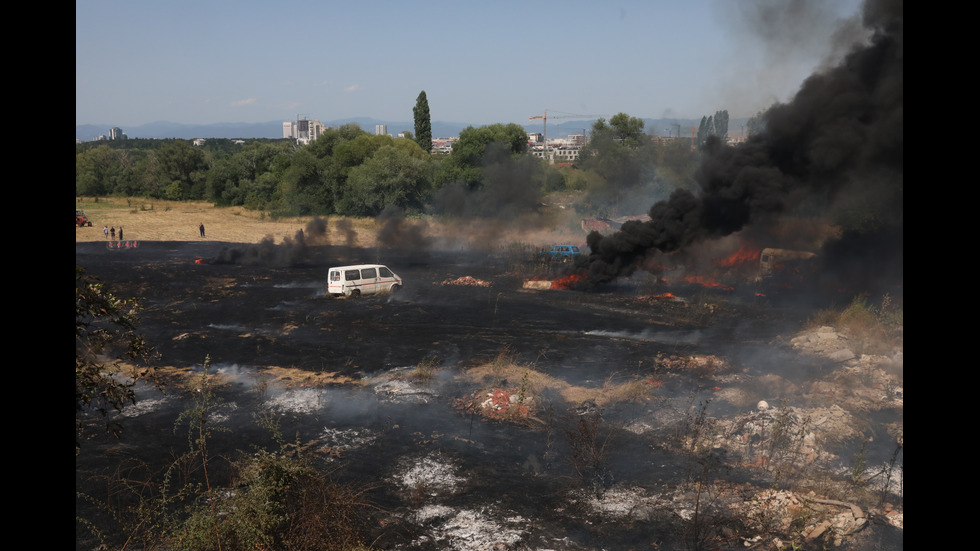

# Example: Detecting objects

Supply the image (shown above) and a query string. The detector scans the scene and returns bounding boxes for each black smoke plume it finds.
[376,205,430,250]
[210,216,331,266]
[580,0,902,293]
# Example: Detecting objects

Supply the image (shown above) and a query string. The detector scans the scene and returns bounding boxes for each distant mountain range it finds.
[76,117,741,142]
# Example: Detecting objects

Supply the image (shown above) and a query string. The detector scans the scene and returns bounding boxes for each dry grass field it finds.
[75,197,382,246]
[75,197,586,250]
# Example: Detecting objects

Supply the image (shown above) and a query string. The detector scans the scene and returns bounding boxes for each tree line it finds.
[76,110,704,219]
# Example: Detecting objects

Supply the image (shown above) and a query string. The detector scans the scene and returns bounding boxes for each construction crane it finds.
[528,110,604,162]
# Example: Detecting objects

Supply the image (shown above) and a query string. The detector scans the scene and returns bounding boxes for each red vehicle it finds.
[76,209,93,227]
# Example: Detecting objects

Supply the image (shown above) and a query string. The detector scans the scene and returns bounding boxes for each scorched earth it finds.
[75,237,903,550]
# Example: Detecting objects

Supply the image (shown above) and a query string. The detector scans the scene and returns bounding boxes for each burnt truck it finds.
[756,248,818,287]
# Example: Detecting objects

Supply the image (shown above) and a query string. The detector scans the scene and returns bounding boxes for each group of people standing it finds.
[103,225,123,240]
[99,223,206,240]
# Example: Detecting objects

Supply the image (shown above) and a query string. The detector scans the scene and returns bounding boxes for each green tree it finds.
[338,145,430,215]
[142,141,209,199]
[746,108,770,137]
[76,145,140,196]
[76,266,156,452]
[607,112,646,147]
[278,148,331,215]
[697,115,713,147]
[413,90,432,154]
[712,109,729,140]
[437,123,528,189]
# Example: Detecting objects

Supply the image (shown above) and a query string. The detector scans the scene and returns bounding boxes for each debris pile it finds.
[454,387,535,424]
[791,326,857,362]
[439,276,492,287]
[522,273,586,290]
[656,354,730,374]
[733,489,870,548]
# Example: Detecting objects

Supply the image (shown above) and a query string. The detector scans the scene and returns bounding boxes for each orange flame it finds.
[551,273,587,290]
[681,275,733,291]
[715,244,761,268]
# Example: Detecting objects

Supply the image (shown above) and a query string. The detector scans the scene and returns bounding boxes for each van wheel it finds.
[349,289,361,298]
[390,284,401,293]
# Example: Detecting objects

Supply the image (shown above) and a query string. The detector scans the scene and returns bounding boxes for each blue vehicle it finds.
[539,244,582,261]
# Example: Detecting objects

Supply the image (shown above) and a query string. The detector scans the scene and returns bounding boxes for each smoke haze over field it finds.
[582,0,902,291]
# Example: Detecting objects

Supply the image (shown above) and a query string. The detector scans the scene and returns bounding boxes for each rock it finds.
[828,348,856,362]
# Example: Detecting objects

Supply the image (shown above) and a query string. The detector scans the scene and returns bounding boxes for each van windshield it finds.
[379,267,393,277]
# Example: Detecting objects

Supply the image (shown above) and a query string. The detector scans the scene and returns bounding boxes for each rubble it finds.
[453,386,536,424]
[439,276,492,287]
[733,489,871,547]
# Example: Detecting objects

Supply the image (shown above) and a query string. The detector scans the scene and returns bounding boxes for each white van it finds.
[327,264,402,297]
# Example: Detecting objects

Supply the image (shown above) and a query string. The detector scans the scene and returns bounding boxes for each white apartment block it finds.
[284,117,327,145]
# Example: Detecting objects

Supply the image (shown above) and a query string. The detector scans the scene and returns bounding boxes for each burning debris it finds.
[522,273,587,290]
[578,0,902,292]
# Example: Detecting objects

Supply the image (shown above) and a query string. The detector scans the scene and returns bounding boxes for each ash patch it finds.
[391,452,465,496]
[410,506,527,551]
[371,366,440,404]
[317,427,377,454]
[264,388,327,414]
[117,395,176,418]
[571,484,667,521]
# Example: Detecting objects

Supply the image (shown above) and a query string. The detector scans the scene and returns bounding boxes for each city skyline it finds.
[77,0,867,129]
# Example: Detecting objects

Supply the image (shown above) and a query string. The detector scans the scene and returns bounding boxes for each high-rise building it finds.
[283,116,327,145]
[375,124,387,136]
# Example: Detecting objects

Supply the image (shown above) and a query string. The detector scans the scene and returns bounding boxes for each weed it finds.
[565,411,613,498]
[487,346,520,380]
[77,355,378,551]
[810,295,903,355]
[876,441,903,507]
[410,354,441,383]
[850,437,869,486]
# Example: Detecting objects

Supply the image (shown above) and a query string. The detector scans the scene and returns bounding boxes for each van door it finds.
[360,266,379,294]
[344,269,362,296]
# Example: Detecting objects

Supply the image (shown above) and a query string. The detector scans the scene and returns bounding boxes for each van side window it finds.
[330,271,340,282]
[361,268,377,279]
[379,267,393,277]
[345,270,360,281]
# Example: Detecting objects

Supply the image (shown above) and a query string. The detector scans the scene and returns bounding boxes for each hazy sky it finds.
[76,0,866,128]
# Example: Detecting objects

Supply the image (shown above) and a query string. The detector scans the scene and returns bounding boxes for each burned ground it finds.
[76,240,902,550]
